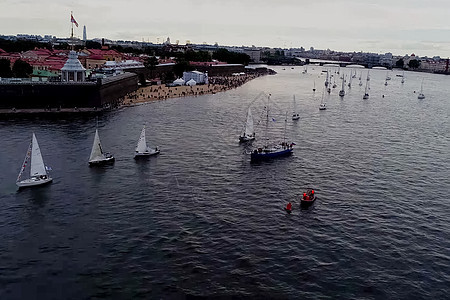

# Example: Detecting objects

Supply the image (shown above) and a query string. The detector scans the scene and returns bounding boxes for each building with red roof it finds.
[82,48,123,62]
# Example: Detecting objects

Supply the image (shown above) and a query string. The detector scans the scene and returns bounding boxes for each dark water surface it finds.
[1,67,449,299]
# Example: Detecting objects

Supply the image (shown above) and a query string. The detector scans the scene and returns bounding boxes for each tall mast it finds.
[265,94,270,143]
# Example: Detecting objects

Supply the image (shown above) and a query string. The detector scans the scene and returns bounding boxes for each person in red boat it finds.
[303,192,310,201]
[311,190,315,198]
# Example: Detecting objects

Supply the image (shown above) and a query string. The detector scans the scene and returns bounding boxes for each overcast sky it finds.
[1,0,450,57]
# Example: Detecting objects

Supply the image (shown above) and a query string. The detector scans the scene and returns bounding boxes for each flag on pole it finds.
[71,14,79,27]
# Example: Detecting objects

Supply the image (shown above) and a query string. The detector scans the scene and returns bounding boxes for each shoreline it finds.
[121,73,263,106]
[0,73,268,116]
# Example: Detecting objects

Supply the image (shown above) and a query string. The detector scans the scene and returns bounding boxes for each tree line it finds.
[0,59,33,78]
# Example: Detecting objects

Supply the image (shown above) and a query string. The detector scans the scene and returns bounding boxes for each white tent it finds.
[173,78,185,86]
[186,79,197,86]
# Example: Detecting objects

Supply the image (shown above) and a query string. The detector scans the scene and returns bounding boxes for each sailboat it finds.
[401,71,405,84]
[363,74,370,100]
[89,129,115,165]
[313,80,316,92]
[348,72,353,88]
[324,70,329,87]
[135,126,160,157]
[418,79,425,99]
[339,75,345,97]
[292,95,300,120]
[250,95,294,162]
[319,88,327,110]
[16,133,52,188]
[239,107,255,142]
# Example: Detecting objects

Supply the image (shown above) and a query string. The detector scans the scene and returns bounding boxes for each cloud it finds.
[2,0,450,57]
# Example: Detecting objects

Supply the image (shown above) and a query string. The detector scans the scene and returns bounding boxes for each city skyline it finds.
[2,0,450,57]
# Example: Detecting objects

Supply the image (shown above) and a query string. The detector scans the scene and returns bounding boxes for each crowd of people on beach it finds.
[121,73,264,106]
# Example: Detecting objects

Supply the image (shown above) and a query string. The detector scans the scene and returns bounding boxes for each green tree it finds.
[162,71,175,83]
[0,59,13,78]
[138,73,146,86]
[408,59,420,69]
[86,40,102,49]
[396,58,404,68]
[0,39,50,53]
[173,59,193,78]
[12,59,33,78]
[184,50,211,62]
[144,56,159,79]
[212,48,250,65]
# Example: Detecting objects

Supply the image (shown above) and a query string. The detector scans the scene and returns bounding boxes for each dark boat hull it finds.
[300,196,316,208]
[251,148,293,162]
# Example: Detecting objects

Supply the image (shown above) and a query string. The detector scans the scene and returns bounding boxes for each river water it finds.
[0,66,449,299]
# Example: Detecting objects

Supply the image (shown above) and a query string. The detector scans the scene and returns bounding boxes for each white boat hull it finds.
[135,149,160,158]
[239,135,255,143]
[89,155,115,165]
[17,176,52,188]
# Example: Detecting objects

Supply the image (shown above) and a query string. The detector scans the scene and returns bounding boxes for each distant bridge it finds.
[295,57,368,68]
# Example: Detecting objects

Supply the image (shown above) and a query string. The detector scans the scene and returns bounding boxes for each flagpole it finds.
[71,11,74,50]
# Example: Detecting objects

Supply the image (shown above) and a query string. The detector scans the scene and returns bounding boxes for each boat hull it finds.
[134,149,160,158]
[251,148,293,162]
[300,196,316,208]
[239,136,255,143]
[17,177,52,188]
[89,156,115,166]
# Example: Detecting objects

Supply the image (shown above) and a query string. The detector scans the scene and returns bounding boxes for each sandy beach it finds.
[121,73,262,106]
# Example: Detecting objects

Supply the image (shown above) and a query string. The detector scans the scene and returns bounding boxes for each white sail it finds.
[136,126,148,153]
[17,141,32,182]
[363,76,370,99]
[30,133,47,177]
[89,129,104,162]
[244,108,254,137]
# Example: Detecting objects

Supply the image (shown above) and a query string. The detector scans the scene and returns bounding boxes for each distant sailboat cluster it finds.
[312,66,425,103]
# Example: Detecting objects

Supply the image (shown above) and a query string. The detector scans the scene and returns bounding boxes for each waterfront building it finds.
[103,60,144,71]
[380,52,393,68]
[86,54,106,69]
[243,48,262,63]
[182,71,208,84]
[82,48,123,62]
[61,50,86,82]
